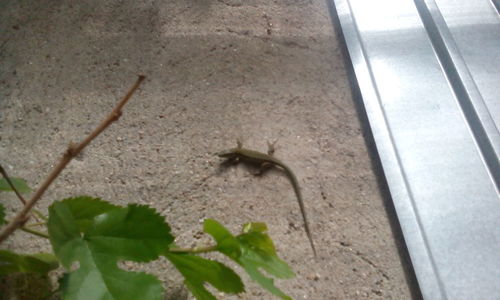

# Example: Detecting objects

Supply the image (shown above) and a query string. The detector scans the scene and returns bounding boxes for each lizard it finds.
[217,140,317,257]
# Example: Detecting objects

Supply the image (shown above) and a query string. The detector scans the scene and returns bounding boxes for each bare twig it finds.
[0,75,145,244]
[0,164,27,205]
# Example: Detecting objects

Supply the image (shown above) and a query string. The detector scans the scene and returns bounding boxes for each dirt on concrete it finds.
[0,0,418,299]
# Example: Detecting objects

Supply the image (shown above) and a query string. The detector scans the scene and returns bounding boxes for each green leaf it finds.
[0,177,31,194]
[59,196,119,232]
[0,250,59,275]
[48,199,174,300]
[165,252,244,300]
[238,223,294,279]
[0,203,5,225]
[204,219,295,300]
[242,222,267,234]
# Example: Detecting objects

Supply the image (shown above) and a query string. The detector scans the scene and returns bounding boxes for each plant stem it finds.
[0,164,27,205]
[0,165,45,222]
[0,75,145,244]
[25,221,46,227]
[20,226,49,239]
[168,245,217,254]
[32,209,48,221]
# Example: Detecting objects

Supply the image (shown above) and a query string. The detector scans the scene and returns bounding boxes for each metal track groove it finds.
[328,0,500,299]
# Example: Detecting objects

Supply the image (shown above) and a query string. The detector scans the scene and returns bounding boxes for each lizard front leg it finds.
[253,140,279,175]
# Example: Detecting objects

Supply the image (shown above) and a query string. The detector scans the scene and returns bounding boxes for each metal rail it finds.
[328,0,500,299]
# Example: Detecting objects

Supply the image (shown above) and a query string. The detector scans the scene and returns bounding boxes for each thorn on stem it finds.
[66,142,79,157]
[19,215,29,227]
[111,111,122,121]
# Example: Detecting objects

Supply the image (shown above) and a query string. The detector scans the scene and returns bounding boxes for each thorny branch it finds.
[0,75,145,244]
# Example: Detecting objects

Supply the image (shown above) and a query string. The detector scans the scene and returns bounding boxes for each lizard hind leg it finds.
[252,162,273,176]
[267,139,278,155]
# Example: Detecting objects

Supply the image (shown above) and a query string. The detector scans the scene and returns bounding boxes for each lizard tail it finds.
[283,165,317,258]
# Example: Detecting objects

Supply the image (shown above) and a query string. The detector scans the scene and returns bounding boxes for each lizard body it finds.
[217,142,317,257]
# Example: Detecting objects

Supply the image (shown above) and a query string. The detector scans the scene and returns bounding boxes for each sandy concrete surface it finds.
[1,0,419,299]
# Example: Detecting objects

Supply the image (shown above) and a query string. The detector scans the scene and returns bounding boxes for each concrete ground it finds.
[1,0,419,299]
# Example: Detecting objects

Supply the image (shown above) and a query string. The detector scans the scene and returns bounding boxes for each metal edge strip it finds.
[326,1,448,298]
[414,0,500,188]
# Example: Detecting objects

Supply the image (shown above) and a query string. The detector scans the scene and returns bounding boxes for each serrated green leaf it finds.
[204,219,294,300]
[0,177,31,194]
[239,222,276,255]
[202,219,241,257]
[242,222,267,234]
[237,232,293,278]
[165,252,244,300]
[48,200,174,300]
[0,203,5,225]
[60,196,119,233]
[0,250,59,275]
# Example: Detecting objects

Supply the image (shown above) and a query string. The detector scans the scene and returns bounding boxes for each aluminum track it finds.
[328,0,500,299]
